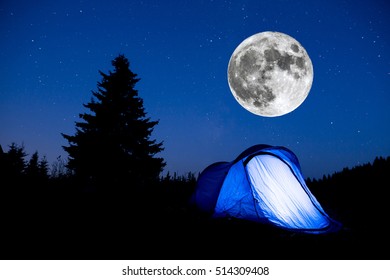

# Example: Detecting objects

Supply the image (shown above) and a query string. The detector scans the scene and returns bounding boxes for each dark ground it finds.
[1,185,388,261]
[1,156,389,260]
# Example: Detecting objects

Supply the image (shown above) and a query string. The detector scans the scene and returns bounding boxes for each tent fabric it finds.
[247,155,329,230]
[191,161,231,213]
[192,144,342,234]
[214,160,265,222]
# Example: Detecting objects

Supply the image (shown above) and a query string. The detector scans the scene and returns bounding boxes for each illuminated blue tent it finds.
[192,144,342,234]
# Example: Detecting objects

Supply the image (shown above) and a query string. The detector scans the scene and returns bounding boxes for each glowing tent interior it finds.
[191,144,342,234]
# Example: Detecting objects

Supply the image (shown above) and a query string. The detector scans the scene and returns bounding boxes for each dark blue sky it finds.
[1,0,389,179]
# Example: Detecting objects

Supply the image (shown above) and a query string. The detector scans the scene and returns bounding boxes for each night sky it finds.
[1,0,389,180]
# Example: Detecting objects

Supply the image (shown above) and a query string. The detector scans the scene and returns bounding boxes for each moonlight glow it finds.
[227,31,314,117]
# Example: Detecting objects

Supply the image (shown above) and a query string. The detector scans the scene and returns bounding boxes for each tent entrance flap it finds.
[247,154,330,230]
[213,161,263,221]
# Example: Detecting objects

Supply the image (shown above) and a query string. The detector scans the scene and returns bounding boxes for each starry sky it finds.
[1,0,389,180]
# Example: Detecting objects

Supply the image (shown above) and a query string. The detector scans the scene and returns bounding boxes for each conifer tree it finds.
[5,142,27,178]
[38,156,49,179]
[62,54,165,190]
[25,151,49,188]
[25,151,40,179]
[0,142,27,188]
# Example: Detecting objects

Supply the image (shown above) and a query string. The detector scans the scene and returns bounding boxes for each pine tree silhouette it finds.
[25,151,49,186]
[4,142,27,179]
[25,151,40,180]
[62,54,165,191]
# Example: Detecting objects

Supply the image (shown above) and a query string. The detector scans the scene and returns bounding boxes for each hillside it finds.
[1,156,389,260]
[307,156,390,234]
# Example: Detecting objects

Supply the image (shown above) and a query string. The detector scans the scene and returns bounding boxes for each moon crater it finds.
[228,31,313,117]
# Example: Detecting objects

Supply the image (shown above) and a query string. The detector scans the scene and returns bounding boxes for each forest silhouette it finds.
[1,54,389,260]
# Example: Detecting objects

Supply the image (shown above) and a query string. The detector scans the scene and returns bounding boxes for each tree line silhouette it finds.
[1,53,389,260]
[0,55,193,193]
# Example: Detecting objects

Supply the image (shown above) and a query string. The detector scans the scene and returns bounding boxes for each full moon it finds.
[227,31,313,117]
